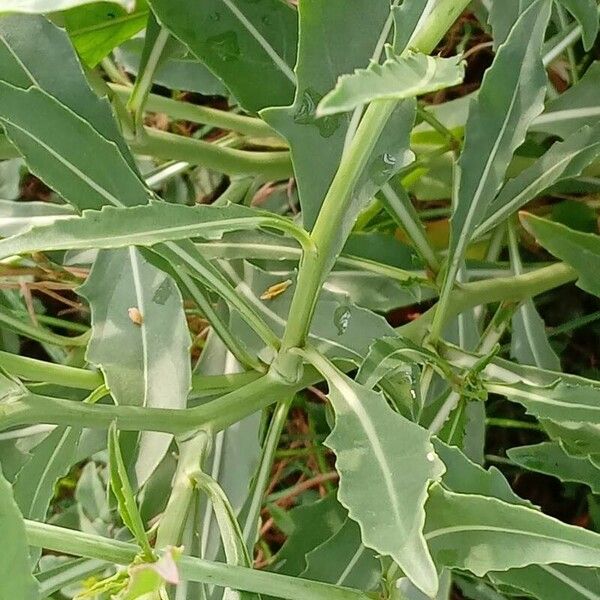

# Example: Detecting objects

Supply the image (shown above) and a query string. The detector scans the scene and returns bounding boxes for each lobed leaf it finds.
[0,201,301,259]
[79,249,191,487]
[304,350,444,597]
[317,50,465,116]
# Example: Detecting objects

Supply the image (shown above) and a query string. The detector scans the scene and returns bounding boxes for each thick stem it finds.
[241,396,292,547]
[132,128,292,179]
[110,84,278,139]
[274,100,397,379]
[400,262,576,342]
[155,431,211,549]
[0,368,325,434]
[25,521,369,600]
[273,0,472,379]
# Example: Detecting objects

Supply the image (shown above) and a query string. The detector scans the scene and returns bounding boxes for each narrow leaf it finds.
[433,438,531,507]
[300,518,380,591]
[0,199,74,237]
[63,1,149,67]
[508,441,600,493]
[531,62,600,138]
[476,123,600,237]
[487,379,600,425]
[521,213,600,298]
[107,422,153,559]
[0,14,135,166]
[491,564,600,600]
[448,0,550,266]
[317,50,465,116]
[425,485,600,576]
[0,202,301,259]
[557,0,599,50]
[304,349,444,597]
[0,83,150,211]
[0,466,39,600]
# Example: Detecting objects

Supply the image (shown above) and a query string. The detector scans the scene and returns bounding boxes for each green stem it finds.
[212,177,253,207]
[110,83,278,139]
[272,0,473,380]
[25,521,369,600]
[0,351,102,390]
[131,128,292,179]
[400,262,577,342]
[275,100,397,380]
[126,28,170,130]
[0,368,324,434]
[380,183,440,272]
[241,396,292,547]
[155,431,211,549]
[0,305,88,347]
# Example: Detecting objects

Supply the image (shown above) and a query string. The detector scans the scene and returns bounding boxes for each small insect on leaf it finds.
[128,307,143,326]
[259,279,293,301]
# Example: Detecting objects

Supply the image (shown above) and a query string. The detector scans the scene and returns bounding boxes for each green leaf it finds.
[13,426,80,522]
[531,62,600,138]
[490,564,600,600]
[0,83,150,211]
[511,302,560,370]
[557,0,599,50]
[317,50,465,116]
[115,36,227,96]
[0,0,132,13]
[521,213,600,299]
[303,349,444,598]
[271,493,347,577]
[0,13,135,166]
[147,0,297,112]
[432,438,531,507]
[508,224,561,371]
[0,199,74,237]
[261,0,418,228]
[63,0,149,67]
[488,0,533,49]
[424,485,600,576]
[300,518,380,591]
[542,420,600,460]
[195,334,261,564]
[227,261,396,363]
[475,123,600,237]
[107,422,154,559]
[0,466,39,599]
[79,248,191,487]
[447,0,550,272]
[508,441,600,493]
[0,201,303,259]
[488,379,600,425]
